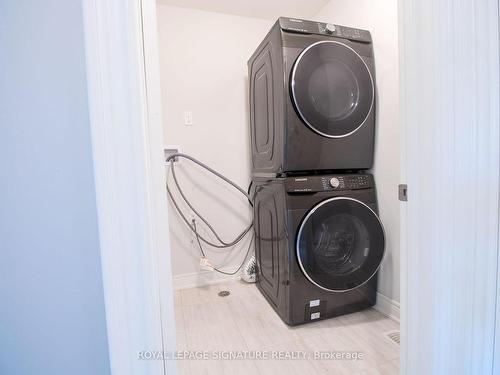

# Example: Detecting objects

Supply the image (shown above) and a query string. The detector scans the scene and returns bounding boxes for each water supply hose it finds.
[165,153,255,273]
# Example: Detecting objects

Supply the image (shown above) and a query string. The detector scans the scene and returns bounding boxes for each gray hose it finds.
[166,184,252,249]
[166,153,253,249]
[167,153,250,198]
[169,157,251,246]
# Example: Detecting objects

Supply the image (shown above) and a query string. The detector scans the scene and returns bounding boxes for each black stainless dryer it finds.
[252,173,385,325]
[248,17,376,174]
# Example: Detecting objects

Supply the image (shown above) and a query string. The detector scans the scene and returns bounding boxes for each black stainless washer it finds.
[252,173,385,326]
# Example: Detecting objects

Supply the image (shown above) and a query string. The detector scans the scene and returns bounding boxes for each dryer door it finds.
[291,41,374,138]
[296,197,384,292]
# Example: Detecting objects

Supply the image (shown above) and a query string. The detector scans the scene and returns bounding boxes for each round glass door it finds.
[296,197,384,292]
[291,41,374,138]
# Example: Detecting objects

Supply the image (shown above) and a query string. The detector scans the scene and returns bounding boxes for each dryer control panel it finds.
[285,174,374,193]
[279,17,372,43]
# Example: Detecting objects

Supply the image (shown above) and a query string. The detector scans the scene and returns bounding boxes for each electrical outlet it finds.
[184,111,194,126]
[164,145,182,164]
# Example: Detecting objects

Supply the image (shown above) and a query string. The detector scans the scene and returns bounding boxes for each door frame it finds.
[82,0,176,374]
[82,1,500,374]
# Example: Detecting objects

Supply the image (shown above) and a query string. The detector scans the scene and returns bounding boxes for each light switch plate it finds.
[184,111,194,126]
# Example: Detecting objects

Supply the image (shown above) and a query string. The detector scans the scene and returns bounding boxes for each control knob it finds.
[325,24,336,34]
[329,177,340,188]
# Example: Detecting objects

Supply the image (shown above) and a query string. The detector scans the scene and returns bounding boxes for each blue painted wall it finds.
[0,1,111,374]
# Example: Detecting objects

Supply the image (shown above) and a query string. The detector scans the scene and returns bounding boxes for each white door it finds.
[399,0,500,374]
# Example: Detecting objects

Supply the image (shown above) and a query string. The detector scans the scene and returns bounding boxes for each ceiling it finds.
[157,0,330,20]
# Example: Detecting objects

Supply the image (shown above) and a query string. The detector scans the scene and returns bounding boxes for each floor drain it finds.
[218,290,230,297]
[386,331,400,345]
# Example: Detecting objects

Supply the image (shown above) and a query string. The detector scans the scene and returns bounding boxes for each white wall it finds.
[315,0,401,304]
[0,1,110,374]
[157,5,273,286]
[158,0,329,20]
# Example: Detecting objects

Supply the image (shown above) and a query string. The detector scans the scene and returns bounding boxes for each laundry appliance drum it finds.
[296,197,384,292]
[291,41,374,138]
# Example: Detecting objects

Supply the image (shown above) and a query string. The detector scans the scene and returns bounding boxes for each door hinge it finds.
[399,184,408,202]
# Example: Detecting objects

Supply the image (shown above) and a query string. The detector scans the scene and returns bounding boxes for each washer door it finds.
[291,41,374,138]
[296,197,384,292]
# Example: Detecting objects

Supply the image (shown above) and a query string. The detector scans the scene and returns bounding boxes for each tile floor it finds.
[174,280,400,375]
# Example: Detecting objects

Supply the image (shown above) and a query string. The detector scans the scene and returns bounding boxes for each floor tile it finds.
[174,280,400,375]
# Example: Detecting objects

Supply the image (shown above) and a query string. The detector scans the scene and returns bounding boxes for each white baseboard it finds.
[374,292,400,322]
[172,268,241,290]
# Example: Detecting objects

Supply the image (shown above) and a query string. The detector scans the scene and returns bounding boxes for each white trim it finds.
[374,292,400,323]
[82,0,176,374]
[172,269,242,290]
[140,1,178,374]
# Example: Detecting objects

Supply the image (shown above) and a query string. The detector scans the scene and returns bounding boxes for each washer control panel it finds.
[279,17,372,43]
[285,174,373,193]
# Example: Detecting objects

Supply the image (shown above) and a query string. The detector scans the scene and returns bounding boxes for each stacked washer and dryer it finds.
[248,18,385,325]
